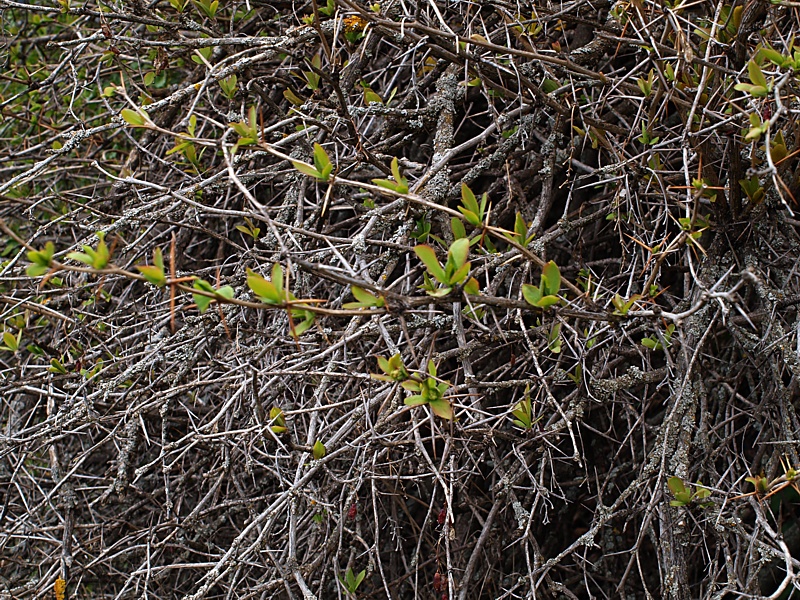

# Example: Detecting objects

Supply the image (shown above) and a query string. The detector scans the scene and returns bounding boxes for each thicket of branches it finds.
[5,0,800,598]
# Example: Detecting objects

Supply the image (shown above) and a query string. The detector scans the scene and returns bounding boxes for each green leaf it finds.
[541,78,560,94]
[292,160,322,178]
[312,143,332,180]
[449,261,471,286]
[66,251,95,267]
[363,86,383,104]
[447,238,470,273]
[514,213,527,239]
[219,74,237,98]
[548,323,562,353]
[121,108,148,127]
[389,157,407,191]
[463,277,480,295]
[540,261,561,296]
[401,380,421,392]
[215,285,234,300]
[511,393,532,429]
[26,242,55,275]
[459,183,483,226]
[312,439,326,460]
[372,178,399,192]
[377,355,390,374]
[373,353,408,381]
[283,88,304,105]
[694,483,711,500]
[354,570,366,588]
[668,476,687,496]
[759,47,785,67]
[414,244,447,283]
[49,358,68,374]
[421,285,448,297]
[2,331,19,352]
[451,217,467,240]
[192,279,215,313]
[425,360,436,377]
[343,285,384,308]
[137,265,166,287]
[290,309,315,336]
[247,268,281,304]
[269,406,287,434]
[137,247,167,286]
[269,263,283,295]
[428,398,453,420]
[92,233,110,269]
[521,284,542,306]
[458,208,480,227]
[404,395,427,406]
[461,183,479,214]
[26,263,48,276]
[535,295,559,308]
[747,59,768,88]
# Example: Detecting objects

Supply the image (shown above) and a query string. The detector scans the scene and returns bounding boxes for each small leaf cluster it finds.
[229,105,259,147]
[511,386,537,430]
[458,183,488,227]
[269,406,287,434]
[642,324,675,351]
[26,241,55,276]
[401,360,453,420]
[292,143,334,181]
[611,294,641,316]
[450,184,497,251]
[235,217,260,240]
[247,264,315,336]
[734,60,771,98]
[302,54,322,90]
[739,175,765,204]
[0,330,21,353]
[414,238,472,297]
[372,157,408,194]
[67,231,110,269]
[637,69,655,97]
[521,261,561,309]
[373,355,453,420]
[745,474,770,494]
[166,114,202,171]
[760,43,800,71]
[668,477,712,507]
[678,215,710,243]
[137,247,167,287]
[218,74,237,99]
[637,122,659,146]
[339,568,366,595]
[192,0,218,19]
[372,353,409,382]
[502,212,535,247]
[192,279,234,313]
